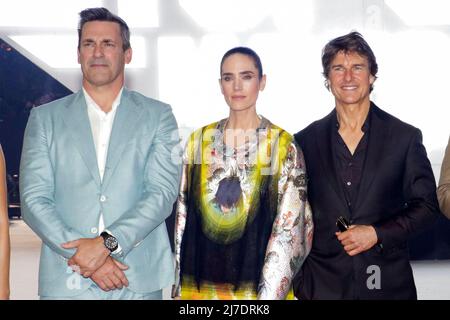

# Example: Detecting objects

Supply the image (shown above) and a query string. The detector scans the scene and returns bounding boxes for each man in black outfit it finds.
[293,31,439,299]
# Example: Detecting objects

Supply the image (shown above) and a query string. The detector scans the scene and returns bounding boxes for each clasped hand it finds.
[335,225,378,256]
[62,236,109,277]
[61,237,129,291]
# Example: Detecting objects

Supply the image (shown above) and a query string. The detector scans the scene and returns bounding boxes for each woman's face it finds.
[220,53,266,112]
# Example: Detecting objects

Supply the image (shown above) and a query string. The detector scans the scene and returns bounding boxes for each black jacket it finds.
[293,102,439,300]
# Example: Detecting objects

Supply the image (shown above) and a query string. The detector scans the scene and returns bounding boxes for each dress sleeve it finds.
[258,141,313,300]
[172,138,193,298]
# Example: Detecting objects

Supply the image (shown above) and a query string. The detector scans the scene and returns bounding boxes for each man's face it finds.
[328,51,375,107]
[78,21,131,89]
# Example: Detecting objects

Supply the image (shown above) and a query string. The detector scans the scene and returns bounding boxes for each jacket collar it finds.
[62,88,143,189]
[314,101,388,215]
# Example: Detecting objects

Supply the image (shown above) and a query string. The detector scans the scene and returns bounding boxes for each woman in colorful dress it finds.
[0,145,10,300]
[173,47,313,300]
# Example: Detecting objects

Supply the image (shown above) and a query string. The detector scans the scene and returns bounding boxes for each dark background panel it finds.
[0,38,72,218]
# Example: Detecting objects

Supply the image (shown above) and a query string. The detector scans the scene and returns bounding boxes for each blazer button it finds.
[100,195,107,202]
[91,227,98,234]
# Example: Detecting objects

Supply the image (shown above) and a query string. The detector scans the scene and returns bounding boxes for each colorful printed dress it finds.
[173,116,313,300]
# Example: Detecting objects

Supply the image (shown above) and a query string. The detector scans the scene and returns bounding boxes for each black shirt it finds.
[332,111,370,213]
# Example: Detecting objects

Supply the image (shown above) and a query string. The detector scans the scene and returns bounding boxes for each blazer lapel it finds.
[315,110,349,211]
[101,89,143,190]
[353,103,388,213]
[62,90,101,188]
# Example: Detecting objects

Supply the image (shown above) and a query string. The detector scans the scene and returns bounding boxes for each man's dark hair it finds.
[322,31,378,91]
[78,7,130,51]
[220,46,263,80]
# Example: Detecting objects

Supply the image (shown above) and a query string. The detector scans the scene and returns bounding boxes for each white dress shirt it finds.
[83,87,123,253]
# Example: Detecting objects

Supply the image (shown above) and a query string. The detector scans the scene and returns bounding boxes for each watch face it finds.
[105,236,118,251]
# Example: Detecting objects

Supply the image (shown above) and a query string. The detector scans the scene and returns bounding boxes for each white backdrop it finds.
[1,0,448,179]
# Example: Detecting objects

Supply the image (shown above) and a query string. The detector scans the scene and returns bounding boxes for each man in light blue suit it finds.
[19,7,181,299]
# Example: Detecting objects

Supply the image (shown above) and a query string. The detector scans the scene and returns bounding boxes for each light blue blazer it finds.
[19,89,181,297]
